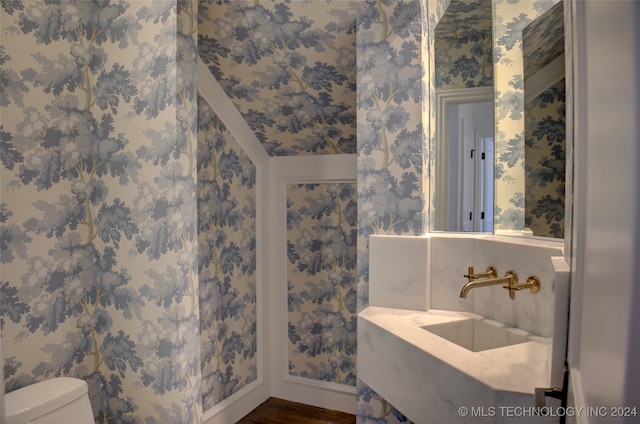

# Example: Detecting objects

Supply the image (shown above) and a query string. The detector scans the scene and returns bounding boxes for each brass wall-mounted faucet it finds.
[459,266,541,299]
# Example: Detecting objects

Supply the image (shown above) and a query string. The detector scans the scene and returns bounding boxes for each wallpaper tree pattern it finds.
[2,1,568,423]
[493,0,562,232]
[198,0,363,398]
[198,1,360,156]
[356,0,424,422]
[522,0,565,239]
[525,78,565,238]
[1,1,202,422]
[287,183,357,386]
[434,0,493,90]
[197,96,258,410]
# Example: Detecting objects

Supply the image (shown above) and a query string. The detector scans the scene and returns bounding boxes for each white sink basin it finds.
[421,318,532,352]
[358,307,554,423]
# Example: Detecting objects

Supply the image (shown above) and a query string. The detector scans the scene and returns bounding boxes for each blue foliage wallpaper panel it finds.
[286,183,357,386]
[197,96,258,410]
[356,0,424,422]
[434,0,493,89]
[1,1,203,422]
[522,1,565,238]
[1,0,567,422]
[198,0,360,156]
[524,78,565,238]
[492,0,562,232]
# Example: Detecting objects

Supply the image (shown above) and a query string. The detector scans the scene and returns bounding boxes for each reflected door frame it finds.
[434,86,494,232]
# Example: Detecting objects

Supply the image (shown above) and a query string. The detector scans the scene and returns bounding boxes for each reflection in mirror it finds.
[523,2,565,238]
[430,0,568,237]
[435,88,494,232]
[432,0,493,232]
[493,0,566,237]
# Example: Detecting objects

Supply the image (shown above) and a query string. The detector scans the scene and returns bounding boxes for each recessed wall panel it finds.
[286,183,357,386]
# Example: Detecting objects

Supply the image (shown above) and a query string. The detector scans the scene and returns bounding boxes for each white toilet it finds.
[4,377,95,424]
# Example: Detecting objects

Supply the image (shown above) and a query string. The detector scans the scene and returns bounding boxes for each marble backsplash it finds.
[368,234,568,338]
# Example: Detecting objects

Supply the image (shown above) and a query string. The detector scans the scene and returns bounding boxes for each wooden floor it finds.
[236,397,356,424]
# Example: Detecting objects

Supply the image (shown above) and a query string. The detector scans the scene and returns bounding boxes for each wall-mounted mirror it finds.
[430,0,567,239]
[432,0,494,232]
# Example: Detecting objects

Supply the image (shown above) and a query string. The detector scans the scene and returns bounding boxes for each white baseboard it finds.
[201,376,356,423]
[272,375,357,415]
[202,379,269,424]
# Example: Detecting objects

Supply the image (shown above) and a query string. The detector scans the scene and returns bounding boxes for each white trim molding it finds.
[268,154,357,415]
[197,57,271,423]
[197,56,270,164]
[202,379,266,424]
[198,55,357,418]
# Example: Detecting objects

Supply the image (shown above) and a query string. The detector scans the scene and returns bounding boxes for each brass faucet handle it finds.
[502,273,540,299]
[464,266,498,282]
[463,266,476,281]
[501,271,519,299]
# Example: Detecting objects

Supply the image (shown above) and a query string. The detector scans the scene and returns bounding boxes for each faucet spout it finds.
[459,271,517,298]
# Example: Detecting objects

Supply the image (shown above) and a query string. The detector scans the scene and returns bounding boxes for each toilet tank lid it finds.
[5,377,89,424]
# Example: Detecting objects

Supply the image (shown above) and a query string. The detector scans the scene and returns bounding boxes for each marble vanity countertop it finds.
[359,306,552,394]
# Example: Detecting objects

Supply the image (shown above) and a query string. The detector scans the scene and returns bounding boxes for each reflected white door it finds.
[460,122,493,233]
[476,128,493,232]
[457,102,493,233]
[460,118,475,232]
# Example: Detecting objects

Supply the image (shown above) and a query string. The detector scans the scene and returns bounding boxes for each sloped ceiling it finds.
[522,1,564,79]
[199,1,364,156]
[435,0,491,44]
[434,0,493,89]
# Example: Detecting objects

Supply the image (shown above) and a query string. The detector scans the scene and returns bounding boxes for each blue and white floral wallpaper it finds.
[2,1,568,423]
[197,96,257,411]
[522,1,565,80]
[356,0,424,422]
[200,0,428,420]
[523,1,565,238]
[287,183,357,385]
[434,0,493,90]
[493,0,562,232]
[198,1,360,156]
[524,79,565,238]
[198,0,364,404]
[1,1,202,422]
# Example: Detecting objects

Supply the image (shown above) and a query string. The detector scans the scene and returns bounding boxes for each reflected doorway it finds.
[449,101,493,232]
